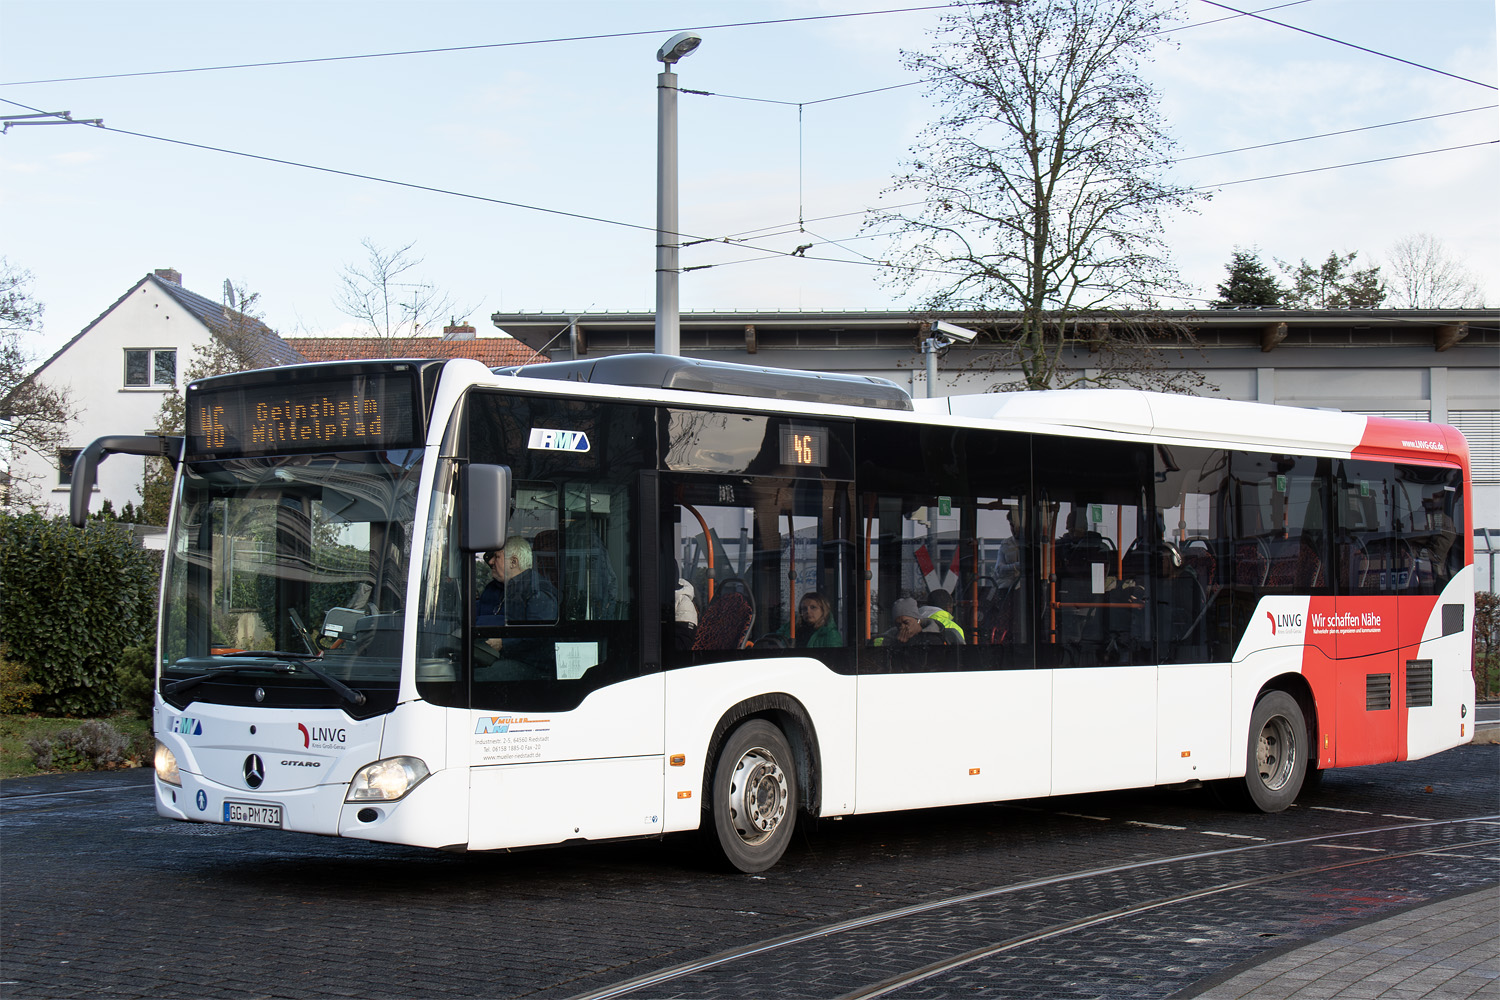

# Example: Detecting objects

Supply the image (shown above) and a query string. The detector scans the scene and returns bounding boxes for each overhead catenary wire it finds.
[1195,0,1499,91]
[5,91,1491,287]
[3,0,1493,300]
[1170,106,1499,163]
[0,2,992,88]
[1190,140,1499,190]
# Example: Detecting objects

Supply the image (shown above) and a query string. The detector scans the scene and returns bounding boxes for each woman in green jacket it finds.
[774,591,843,648]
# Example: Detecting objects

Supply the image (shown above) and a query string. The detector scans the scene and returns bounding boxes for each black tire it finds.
[1238,690,1308,812]
[709,719,797,873]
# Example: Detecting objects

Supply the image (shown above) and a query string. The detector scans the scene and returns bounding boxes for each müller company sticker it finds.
[473,716,552,763]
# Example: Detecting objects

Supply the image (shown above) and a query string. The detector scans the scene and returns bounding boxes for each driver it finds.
[497,535,558,623]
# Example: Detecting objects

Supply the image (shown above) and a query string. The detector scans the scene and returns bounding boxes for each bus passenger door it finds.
[1332,462,1400,766]
[463,473,664,850]
[1043,492,1159,797]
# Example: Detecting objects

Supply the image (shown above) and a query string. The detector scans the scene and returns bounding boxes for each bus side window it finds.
[1233,453,1331,595]
[1396,464,1462,595]
[865,492,965,670]
[973,498,1029,661]
[1154,447,1232,663]
[1337,460,1395,594]
[669,477,851,659]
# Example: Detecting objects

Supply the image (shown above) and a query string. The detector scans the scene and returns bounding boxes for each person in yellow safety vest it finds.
[918,589,965,644]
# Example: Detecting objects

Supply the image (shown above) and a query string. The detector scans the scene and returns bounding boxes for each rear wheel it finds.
[709,719,797,873]
[1239,691,1308,812]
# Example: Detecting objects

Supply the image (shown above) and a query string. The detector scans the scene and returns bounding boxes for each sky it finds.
[2,0,1496,364]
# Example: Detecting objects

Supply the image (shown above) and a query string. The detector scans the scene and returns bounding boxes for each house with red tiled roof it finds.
[286,322,546,368]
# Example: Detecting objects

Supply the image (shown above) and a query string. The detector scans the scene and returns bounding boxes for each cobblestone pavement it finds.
[1,745,1495,1000]
[1185,886,1498,1000]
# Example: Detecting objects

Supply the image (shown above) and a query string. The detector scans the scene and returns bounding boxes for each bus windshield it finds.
[159,449,424,717]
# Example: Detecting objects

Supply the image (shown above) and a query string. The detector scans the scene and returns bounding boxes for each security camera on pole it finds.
[654,31,701,358]
[922,320,979,398]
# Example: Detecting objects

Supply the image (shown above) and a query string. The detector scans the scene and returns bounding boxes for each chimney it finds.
[443,318,476,341]
[154,268,182,285]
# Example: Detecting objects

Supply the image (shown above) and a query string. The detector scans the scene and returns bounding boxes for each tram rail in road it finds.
[563,817,1500,1000]
[1,745,1496,1000]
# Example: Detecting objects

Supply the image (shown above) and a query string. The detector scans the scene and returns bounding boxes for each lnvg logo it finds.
[297,723,347,748]
[528,428,590,453]
[1266,611,1303,636]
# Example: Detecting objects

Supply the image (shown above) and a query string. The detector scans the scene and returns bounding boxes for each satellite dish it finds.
[223,280,236,309]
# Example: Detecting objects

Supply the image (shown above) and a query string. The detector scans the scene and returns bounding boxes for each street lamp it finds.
[654,31,701,357]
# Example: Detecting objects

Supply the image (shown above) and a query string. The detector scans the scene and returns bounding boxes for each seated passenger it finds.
[773,591,843,648]
[918,588,965,644]
[877,597,946,646]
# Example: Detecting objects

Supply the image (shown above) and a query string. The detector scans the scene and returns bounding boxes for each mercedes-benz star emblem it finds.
[243,754,265,789]
[254,687,266,703]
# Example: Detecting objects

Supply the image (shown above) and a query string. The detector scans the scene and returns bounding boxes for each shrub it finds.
[0,647,44,715]
[114,645,156,720]
[1476,592,1499,700]
[0,644,45,716]
[25,719,144,771]
[0,513,162,716]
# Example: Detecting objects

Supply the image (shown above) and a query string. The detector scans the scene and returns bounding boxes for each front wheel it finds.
[1237,690,1308,812]
[709,720,797,873]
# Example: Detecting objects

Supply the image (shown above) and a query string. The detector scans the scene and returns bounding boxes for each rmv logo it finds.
[528,428,591,453]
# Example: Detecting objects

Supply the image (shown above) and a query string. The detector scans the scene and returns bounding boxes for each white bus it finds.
[72,354,1476,872]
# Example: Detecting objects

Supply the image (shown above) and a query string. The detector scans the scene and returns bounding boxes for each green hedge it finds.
[0,513,161,716]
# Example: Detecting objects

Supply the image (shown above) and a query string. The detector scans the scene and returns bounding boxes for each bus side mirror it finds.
[462,463,511,553]
[69,435,183,527]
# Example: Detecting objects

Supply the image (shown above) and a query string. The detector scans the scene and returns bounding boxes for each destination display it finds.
[186,374,420,459]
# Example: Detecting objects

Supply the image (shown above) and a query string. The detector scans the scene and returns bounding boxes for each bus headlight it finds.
[154,742,181,786]
[347,757,430,802]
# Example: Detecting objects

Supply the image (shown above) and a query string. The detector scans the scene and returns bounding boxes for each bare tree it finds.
[335,238,465,347]
[872,0,1206,391]
[0,258,74,510]
[1384,233,1487,308]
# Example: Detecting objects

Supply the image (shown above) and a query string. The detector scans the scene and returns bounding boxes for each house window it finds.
[58,448,81,487]
[125,348,176,387]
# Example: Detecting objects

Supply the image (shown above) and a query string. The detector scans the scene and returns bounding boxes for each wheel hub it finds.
[730,748,788,844]
[1257,715,1296,791]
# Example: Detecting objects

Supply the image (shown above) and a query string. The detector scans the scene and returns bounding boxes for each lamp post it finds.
[654,31,701,357]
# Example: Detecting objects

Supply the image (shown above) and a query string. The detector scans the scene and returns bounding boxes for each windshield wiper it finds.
[165,656,367,707]
[164,661,296,695]
[293,657,368,707]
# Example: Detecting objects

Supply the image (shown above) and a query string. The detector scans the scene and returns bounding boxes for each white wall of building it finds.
[10,278,208,518]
